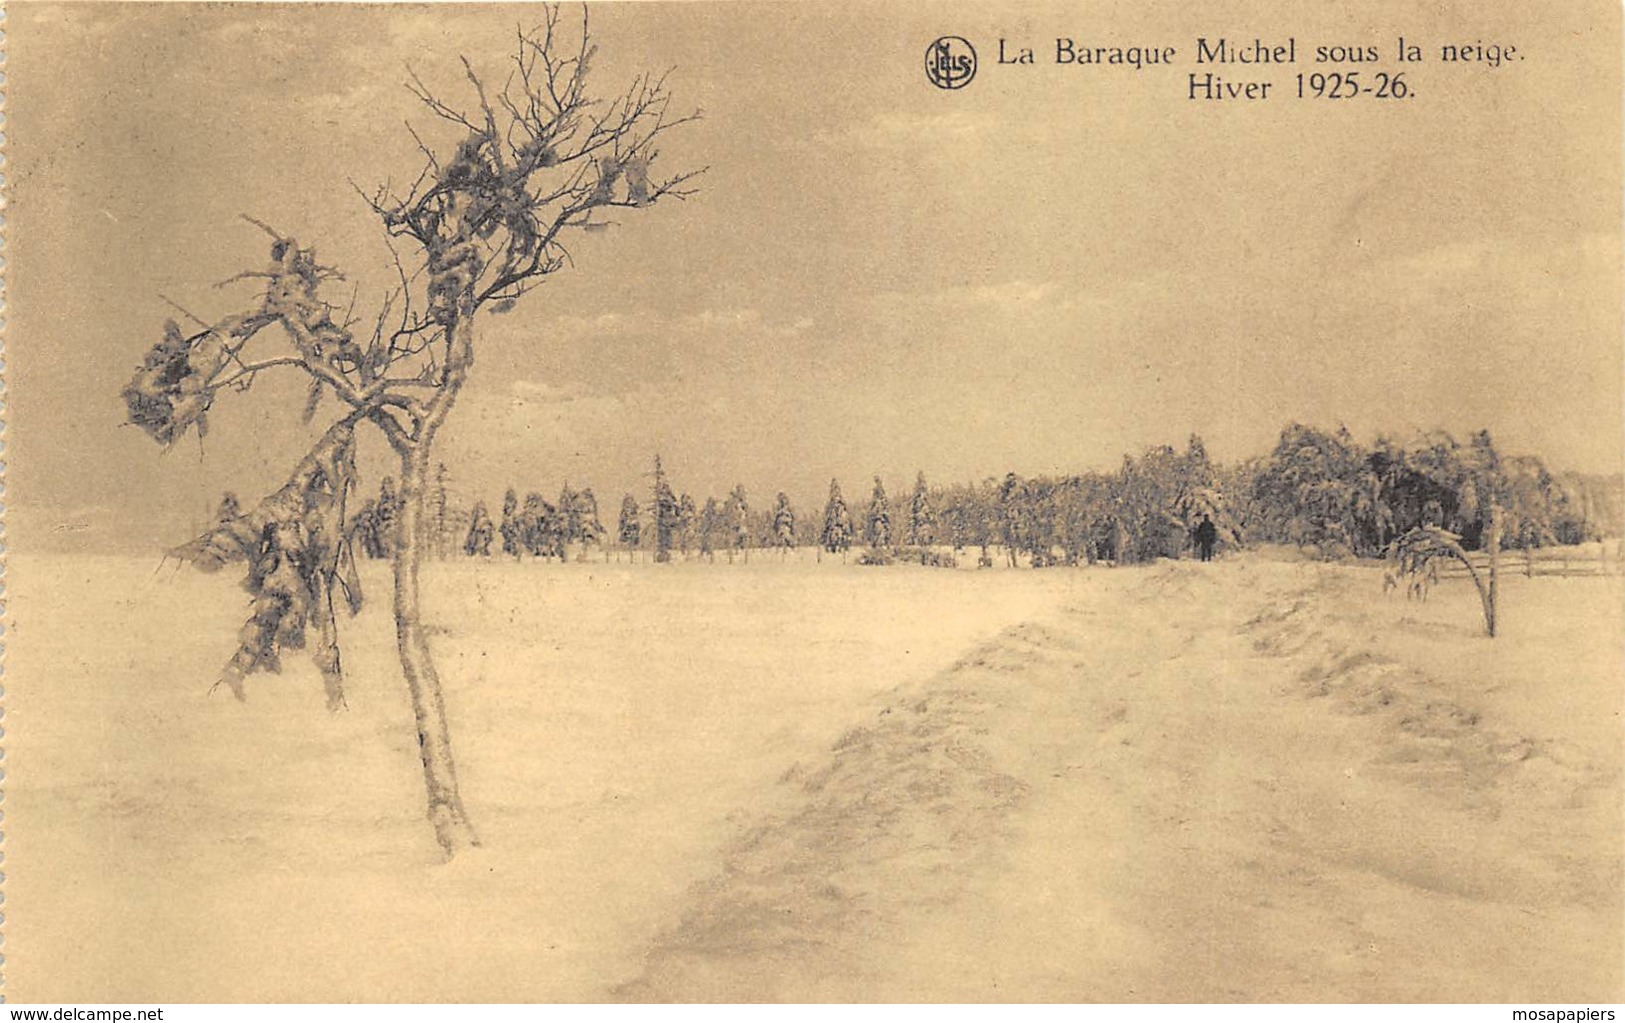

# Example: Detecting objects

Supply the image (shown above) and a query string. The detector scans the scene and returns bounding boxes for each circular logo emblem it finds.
[925,36,977,90]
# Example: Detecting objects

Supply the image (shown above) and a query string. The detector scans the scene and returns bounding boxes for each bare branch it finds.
[211,356,309,391]
[214,270,277,289]
[158,294,214,330]
[239,214,286,241]
[359,3,703,353]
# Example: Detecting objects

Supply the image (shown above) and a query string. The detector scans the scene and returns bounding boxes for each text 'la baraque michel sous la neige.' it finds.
[995,35,1520,99]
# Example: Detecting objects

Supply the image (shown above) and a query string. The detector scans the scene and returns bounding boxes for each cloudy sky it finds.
[13,1,1622,551]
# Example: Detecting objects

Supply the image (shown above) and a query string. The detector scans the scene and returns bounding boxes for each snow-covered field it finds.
[8,550,1621,1001]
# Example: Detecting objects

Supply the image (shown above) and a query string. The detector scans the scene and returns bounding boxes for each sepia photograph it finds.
[7,0,1623,1005]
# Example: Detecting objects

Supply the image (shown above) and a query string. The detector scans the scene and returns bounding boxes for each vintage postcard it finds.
[7,0,1622,1005]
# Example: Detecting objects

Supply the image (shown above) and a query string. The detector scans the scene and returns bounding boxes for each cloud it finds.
[802,110,997,151]
[480,305,822,399]
[508,379,595,405]
[681,307,816,337]
[952,280,1059,310]
[870,278,1064,318]
[684,307,763,329]
[1355,233,1620,326]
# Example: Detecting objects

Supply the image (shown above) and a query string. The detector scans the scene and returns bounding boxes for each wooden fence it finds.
[1433,539,1623,579]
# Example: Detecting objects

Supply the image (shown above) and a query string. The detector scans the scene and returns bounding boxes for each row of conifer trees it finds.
[302,425,1618,569]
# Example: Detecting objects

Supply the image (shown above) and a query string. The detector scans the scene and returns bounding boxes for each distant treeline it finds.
[321,424,1622,567]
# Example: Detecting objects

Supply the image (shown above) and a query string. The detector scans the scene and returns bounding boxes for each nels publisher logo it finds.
[925,36,977,89]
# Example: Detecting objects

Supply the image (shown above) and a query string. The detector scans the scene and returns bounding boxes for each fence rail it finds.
[1432,540,1622,578]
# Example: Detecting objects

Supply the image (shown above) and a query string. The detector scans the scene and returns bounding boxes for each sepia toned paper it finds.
[7,0,1622,1003]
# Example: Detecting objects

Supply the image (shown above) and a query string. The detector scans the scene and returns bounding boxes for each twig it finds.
[158,294,214,330]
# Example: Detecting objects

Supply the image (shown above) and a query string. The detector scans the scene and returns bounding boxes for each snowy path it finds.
[622,560,1622,1001]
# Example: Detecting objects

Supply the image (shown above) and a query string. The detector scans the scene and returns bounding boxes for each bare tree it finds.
[122,6,701,857]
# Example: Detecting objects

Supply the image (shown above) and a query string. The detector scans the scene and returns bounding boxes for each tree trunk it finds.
[309,571,347,712]
[1486,504,1500,638]
[394,441,479,857]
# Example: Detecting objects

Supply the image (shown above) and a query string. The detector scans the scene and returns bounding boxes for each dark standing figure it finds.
[1195,513,1218,562]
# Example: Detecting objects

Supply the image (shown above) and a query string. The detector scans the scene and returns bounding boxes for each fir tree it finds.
[521,492,552,557]
[463,501,494,556]
[866,476,892,549]
[772,492,797,553]
[499,488,522,559]
[822,478,853,557]
[577,488,606,556]
[907,471,935,547]
[375,476,402,558]
[353,499,384,560]
[557,481,581,552]
[725,484,750,562]
[998,472,1026,566]
[618,493,642,560]
[652,455,680,564]
[677,493,697,558]
[699,496,720,561]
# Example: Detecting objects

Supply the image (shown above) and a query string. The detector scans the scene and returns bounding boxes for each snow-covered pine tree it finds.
[822,478,853,560]
[618,493,642,562]
[907,471,935,548]
[867,476,892,549]
[499,488,522,559]
[725,484,750,563]
[578,488,606,559]
[375,476,402,558]
[772,491,797,555]
[677,493,697,559]
[463,501,494,556]
[557,481,581,558]
[699,496,720,562]
[652,455,681,564]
